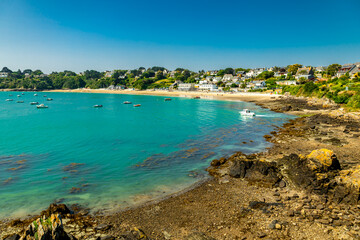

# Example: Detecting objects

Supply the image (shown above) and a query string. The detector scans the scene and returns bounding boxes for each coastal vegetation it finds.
[1,63,360,109]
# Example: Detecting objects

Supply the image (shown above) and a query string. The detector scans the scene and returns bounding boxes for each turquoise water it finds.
[0,92,294,219]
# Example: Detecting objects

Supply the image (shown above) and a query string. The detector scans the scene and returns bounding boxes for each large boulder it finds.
[333,165,360,204]
[41,203,71,218]
[306,149,341,172]
[277,153,338,195]
[19,214,74,240]
[207,152,281,187]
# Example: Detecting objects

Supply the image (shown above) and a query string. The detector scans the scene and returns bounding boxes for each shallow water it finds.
[0,92,294,218]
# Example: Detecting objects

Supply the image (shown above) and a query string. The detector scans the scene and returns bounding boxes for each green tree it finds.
[257,71,274,79]
[287,64,303,75]
[32,70,43,75]
[326,64,342,76]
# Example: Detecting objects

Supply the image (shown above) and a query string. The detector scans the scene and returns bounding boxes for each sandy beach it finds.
[45,88,280,102]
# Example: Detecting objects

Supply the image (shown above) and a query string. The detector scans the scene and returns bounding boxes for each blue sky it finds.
[0,0,359,73]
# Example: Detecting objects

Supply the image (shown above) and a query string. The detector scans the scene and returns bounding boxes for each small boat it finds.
[239,109,255,116]
[46,98,53,101]
[6,99,13,101]
[30,102,39,105]
[9,94,13,96]
[17,101,24,103]
[43,95,47,97]
[123,101,132,104]
[17,95,21,97]
[193,96,200,99]
[37,104,48,109]
[34,94,38,96]
[133,104,141,107]
[164,98,171,101]
[94,105,103,108]
[21,93,25,95]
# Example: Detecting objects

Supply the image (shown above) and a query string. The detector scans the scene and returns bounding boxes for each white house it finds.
[222,74,233,82]
[105,71,114,78]
[212,76,222,83]
[206,76,213,81]
[178,83,196,91]
[199,80,209,84]
[0,72,8,78]
[198,84,218,91]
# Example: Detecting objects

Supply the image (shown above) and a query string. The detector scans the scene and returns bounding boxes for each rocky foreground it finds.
[2,96,360,240]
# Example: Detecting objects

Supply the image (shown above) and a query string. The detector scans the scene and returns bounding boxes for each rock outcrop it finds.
[208,148,360,205]
[19,214,75,240]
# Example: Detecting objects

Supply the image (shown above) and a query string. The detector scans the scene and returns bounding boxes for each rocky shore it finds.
[2,96,360,240]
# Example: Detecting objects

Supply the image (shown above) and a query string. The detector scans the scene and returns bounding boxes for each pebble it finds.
[257,232,267,238]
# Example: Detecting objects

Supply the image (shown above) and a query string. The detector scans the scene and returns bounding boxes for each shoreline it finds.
[37,88,281,102]
[0,90,282,220]
[4,94,360,239]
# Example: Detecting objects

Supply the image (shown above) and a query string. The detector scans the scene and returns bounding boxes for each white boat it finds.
[6,99,13,101]
[123,101,132,104]
[34,94,38,96]
[239,109,255,116]
[37,104,48,109]
[30,102,39,105]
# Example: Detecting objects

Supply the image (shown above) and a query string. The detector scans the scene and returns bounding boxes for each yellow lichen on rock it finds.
[307,149,340,172]
[338,165,360,188]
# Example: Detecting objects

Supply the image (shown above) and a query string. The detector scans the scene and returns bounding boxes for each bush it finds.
[347,94,360,109]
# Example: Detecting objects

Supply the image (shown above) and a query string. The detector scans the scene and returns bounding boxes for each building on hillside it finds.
[315,66,325,73]
[231,76,241,83]
[222,74,233,82]
[199,80,209,84]
[349,64,360,78]
[198,84,218,91]
[206,70,218,76]
[276,80,297,86]
[295,67,314,80]
[105,71,114,78]
[252,80,266,88]
[170,71,177,78]
[336,65,356,78]
[0,72,8,78]
[178,83,196,91]
[212,76,222,83]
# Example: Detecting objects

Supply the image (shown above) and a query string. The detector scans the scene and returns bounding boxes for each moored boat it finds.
[6,99,13,101]
[17,101,24,103]
[239,109,255,116]
[164,98,171,101]
[17,95,21,97]
[94,105,103,108]
[43,95,47,97]
[34,94,38,96]
[123,101,132,104]
[193,96,200,99]
[30,102,39,105]
[46,98,53,101]
[37,104,48,109]
[133,104,141,107]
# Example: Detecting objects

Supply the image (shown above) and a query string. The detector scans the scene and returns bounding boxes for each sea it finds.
[0,91,294,219]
